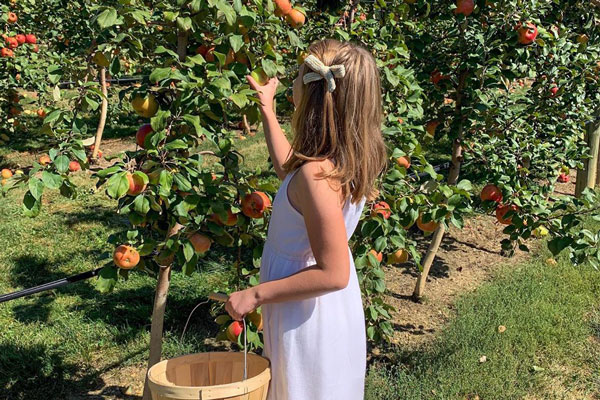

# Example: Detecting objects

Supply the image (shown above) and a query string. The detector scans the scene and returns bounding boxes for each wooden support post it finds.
[575,120,600,197]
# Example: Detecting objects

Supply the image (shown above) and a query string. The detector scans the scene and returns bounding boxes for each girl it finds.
[225,39,386,400]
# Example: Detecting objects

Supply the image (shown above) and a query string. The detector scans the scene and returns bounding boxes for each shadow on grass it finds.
[4,250,236,354]
[0,342,148,400]
[53,206,127,228]
[0,114,140,155]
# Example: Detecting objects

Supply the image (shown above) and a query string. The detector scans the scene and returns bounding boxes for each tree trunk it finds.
[412,225,446,299]
[91,67,108,160]
[177,30,188,62]
[413,70,468,301]
[141,224,183,400]
[141,265,171,400]
[412,135,462,300]
[347,0,360,29]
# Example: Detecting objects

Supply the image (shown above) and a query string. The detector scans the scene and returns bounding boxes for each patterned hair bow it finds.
[302,54,346,93]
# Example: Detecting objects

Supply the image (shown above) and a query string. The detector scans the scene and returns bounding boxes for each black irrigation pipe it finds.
[58,76,147,89]
[0,268,103,304]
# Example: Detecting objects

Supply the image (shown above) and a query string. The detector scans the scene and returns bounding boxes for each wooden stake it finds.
[91,67,108,160]
[575,120,600,197]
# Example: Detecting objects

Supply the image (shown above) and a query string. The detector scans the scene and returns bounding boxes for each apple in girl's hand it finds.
[250,68,269,86]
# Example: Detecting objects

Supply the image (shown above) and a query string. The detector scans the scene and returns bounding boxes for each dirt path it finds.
[384,174,577,349]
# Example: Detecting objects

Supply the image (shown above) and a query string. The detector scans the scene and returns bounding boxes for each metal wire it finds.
[180,297,248,381]
[180,299,211,342]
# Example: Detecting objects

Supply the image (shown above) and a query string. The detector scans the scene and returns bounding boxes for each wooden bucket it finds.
[147,352,270,400]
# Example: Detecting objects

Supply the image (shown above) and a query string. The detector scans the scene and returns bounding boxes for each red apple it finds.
[516,22,538,45]
[226,321,244,342]
[68,161,81,172]
[371,201,391,219]
[242,191,271,218]
[495,204,519,225]
[136,124,153,148]
[454,0,475,16]
[480,184,503,203]
[126,172,147,195]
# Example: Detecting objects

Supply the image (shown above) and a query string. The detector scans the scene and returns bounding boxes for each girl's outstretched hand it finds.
[247,75,279,113]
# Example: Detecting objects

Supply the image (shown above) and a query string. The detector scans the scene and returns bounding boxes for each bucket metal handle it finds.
[208,292,248,381]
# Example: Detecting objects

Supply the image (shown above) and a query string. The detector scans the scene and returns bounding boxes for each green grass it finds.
[0,183,236,399]
[366,224,600,400]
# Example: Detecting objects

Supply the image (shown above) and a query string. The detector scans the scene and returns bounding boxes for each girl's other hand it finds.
[247,75,279,113]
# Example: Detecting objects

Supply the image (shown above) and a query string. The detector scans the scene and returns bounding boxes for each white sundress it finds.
[259,168,367,400]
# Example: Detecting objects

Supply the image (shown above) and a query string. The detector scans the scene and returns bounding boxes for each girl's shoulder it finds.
[289,160,344,205]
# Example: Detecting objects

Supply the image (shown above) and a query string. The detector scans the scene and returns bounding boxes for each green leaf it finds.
[133,195,150,215]
[42,171,63,190]
[216,1,237,25]
[54,155,70,173]
[109,57,121,76]
[159,170,174,197]
[129,10,150,24]
[374,279,386,293]
[43,110,62,125]
[155,46,179,58]
[97,266,119,293]
[230,93,248,108]
[456,179,473,192]
[261,59,278,77]
[367,325,375,340]
[150,67,172,83]
[95,165,121,179]
[229,35,244,53]
[28,177,44,201]
[183,241,195,262]
[173,173,192,192]
[97,8,119,29]
[22,191,41,217]
[163,11,179,22]
[548,237,573,256]
[177,17,193,32]
[106,172,130,199]
[164,139,188,150]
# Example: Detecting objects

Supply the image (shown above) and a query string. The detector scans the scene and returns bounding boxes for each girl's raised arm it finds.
[247,75,292,180]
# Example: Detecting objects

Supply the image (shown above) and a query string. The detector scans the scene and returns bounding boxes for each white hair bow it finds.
[302,54,346,93]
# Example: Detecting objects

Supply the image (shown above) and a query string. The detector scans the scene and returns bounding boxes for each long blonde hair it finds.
[283,39,387,204]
